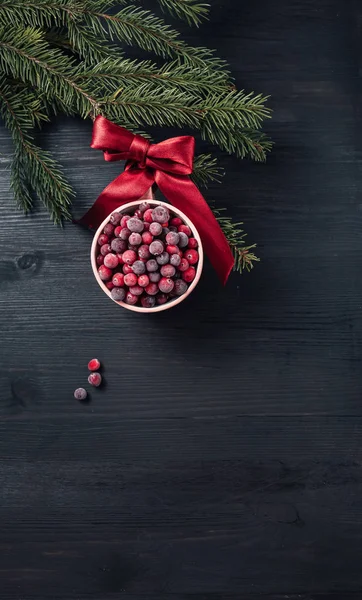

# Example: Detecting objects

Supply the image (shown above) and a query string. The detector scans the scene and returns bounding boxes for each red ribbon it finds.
[78,115,234,284]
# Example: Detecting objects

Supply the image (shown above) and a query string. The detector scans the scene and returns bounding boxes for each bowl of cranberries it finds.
[91,200,203,312]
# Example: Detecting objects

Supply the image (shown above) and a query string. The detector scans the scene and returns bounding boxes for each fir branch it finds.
[212,207,260,273]
[157,0,210,27]
[192,153,223,187]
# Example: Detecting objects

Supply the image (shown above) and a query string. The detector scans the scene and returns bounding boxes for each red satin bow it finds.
[78,115,234,284]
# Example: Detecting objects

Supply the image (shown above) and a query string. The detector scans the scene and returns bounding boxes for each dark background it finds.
[1,0,362,598]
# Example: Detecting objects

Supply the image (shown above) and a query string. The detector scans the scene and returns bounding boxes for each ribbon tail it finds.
[77,168,155,229]
[155,171,234,285]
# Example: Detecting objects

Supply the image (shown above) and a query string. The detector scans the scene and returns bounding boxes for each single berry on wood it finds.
[182,266,196,283]
[124,273,138,287]
[146,259,158,272]
[142,231,153,245]
[111,238,127,253]
[149,222,163,236]
[149,240,164,256]
[156,251,169,265]
[178,258,189,272]
[166,231,180,245]
[138,274,150,287]
[126,292,138,305]
[122,250,137,265]
[184,249,199,265]
[103,223,114,236]
[100,243,111,256]
[178,232,189,248]
[129,285,143,296]
[74,388,87,400]
[174,278,188,296]
[188,237,198,249]
[103,253,119,269]
[132,260,146,275]
[112,272,125,287]
[88,358,101,371]
[156,293,169,305]
[170,254,181,267]
[160,264,176,277]
[111,287,126,302]
[110,211,121,225]
[178,224,191,236]
[141,295,156,308]
[97,233,109,246]
[98,265,113,281]
[96,254,104,266]
[127,217,144,233]
[159,277,174,294]
[149,271,161,283]
[88,372,102,387]
[138,244,150,259]
[145,282,158,295]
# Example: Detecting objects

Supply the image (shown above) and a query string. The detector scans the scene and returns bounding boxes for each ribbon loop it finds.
[128,135,150,168]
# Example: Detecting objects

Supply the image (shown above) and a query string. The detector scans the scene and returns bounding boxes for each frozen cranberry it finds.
[178,224,191,236]
[121,214,130,228]
[114,225,122,237]
[145,282,158,295]
[98,265,113,281]
[166,231,180,245]
[112,272,125,287]
[127,217,144,233]
[103,222,114,236]
[141,295,156,308]
[163,227,170,236]
[74,388,87,400]
[178,258,189,272]
[96,254,104,266]
[149,271,161,283]
[139,201,150,212]
[88,372,102,387]
[182,266,196,282]
[120,228,131,241]
[138,274,150,287]
[169,225,178,232]
[132,260,146,275]
[110,211,121,225]
[174,278,188,296]
[117,253,124,265]
[128,244,139,253]
[152,206,170,223]
[170,217,182,227]
[149,222,163,236]
[156,251,169,265]
[150,240,164,255]
[166,245,180,255]
[170,254,181,267]
[134,209,143,219]
[142,231,153,244]
[111,238,126,253]
[129,285,143,296]
[111,287,126,302]
[123,264,133,275]
[143,208,154,223]
[156,293,169,305]
[97,233,109,246]
[188,237,198,249]
[178,232,189,248]
[138,244,150,259]
[143,222,150,231]
[122,250,137,265]
[100,243,111,256]
[124,273,138,287]
[146,259,158,272]
[160,264,176,277]
[126,292,138,305]
[106,281,114,290]
[103,253,118,269]
[129,232,142,245]
[159,277,174,293]
[184,249,199,265]
[88,358,101,371]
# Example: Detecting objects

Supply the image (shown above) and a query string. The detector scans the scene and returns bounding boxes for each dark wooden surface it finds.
[1,0,362,598]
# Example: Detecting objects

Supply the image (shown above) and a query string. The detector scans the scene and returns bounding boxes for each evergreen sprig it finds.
[0,0,272,273]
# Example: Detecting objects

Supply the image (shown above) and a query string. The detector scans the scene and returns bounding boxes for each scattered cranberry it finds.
[132,260,146,275]
[145,282,158,295]
[96,254,104,266]
[178,258,189,272]
[156,252,169,265]
[111,238,126,253]
[182,266,196,282]
[149,222,163,236]
[124,273,138,287]
[161,264,176,277]
[178,224,191,236]
[88,358,101,371]
[138,244,150,259]
[112,273,125,287]
[103,253,119,269]
[111,287,126,302]
[152,206,170,223]
[126,292,138,305]
[150,240,164,255]
[166,231,180,245]
[127,217,144,233]
[141,295,156,308]
[114,225,122,237]
[156,293,169,304]
[74,388,87,400]
[88,372,102,387]
[110,211,121,225]
[98,265,113,281]
[159,277,174,294]
[122,250,137,265]
[138,274,150,287]
[143,208,154,223]
[184,249,199,265]
[106,281,114,290]
[142,231,153,244]
[129,232,142,245]
[103,223,114,236]
[123,264,133,275]
[100,243,112,256]
[188,237,198,249]
[97,233,109,246]
[170,217,182,227]
[121,215,130,228]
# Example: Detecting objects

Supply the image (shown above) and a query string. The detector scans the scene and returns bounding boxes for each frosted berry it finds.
[170,217,182,227]
[149,271,161,283]
[139,201,150,212]
[97,233,109,246]
[149,240,164,256]
[122,250,137,265]
[124,273,138,287]
[156,293,169,305]
[178,224,191,236]
[156,251,169,265]
[96,254,104,266]
[178,258,189,272]
[138,274,150,287]
[174,278,188,296]
[129,232,142,246]
[143,208,154,223]
[106,281,114,290]
[146,259,158,272]
[166,245,180,256]
[74,388,87,401]
[129,285,143,296]
[138,244,150,259]
[100,243,111,256]
[178,232,189,248]
[145,282,158,295]
[166,231,180,245]
[182,266,196,283]
[111,238,127,253]
[127,217,144,233]
[149,222,162,236]
[159,277,174,294]
[142,231,153,244]
[88,372,102,387]
[123,264,134,275]
[110,211,121,225]
[132,260,146,275]
[170,254,181,267]
[111,287,126,302]
[121,215,130,228]
[114,225,122,237]
[126,292,138,305]
[188,237,198,249]
[120,228,131,240]
[184,249,199,265]
[103,253,118,269]
[141,295,156,308]
[88,358,101,371]
[152,206,170,223]
[161,264,176,277]
[103,223,114,236]
[112,272,125,287]
[98,265,113,281]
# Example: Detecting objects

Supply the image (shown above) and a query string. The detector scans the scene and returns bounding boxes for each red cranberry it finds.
[121,215,130,228]
[124,273,138,287]
[117,253,125,265]
[174,278,188,296]
[122,250,137,265]
[112,272,125,287]
[138,244,150,259]
[182,266,196,282]
[126,292,138,305]
[188,237,198,249]
[159,277,174,294]
[143,208,154,223]
[149,222,162,236]
[166,231,180,245]
[161,222,169,228]
[160,264,176,277]
[143,222,150,231]
[111,287,126,302]
[139,201,150,212]
[88,372,102,387]
[129,285,143,296]
[129,232,142,245]
[103,253,119,269]
[166,245,180,255]
[141,295,156,308]
[96,254,104,266]
[98,265,113,281]
[138,274,150,287]
[111,238,126,253]
[106,281,114,290]
[103,222,114,236]
[74,388,87,400]
[156,293,169,305]
[100,243,111,256]
[123,264,134,274]
[127,217,144,233]
[150,240,164,256]
[134,209,143,219]
[184,249,199,265]
[178,224,191,236]
[120,228,131,240]
[145,282,158,295]
[114,225,122,237]
[97,233,109,246]
[170,217,182,226]
[88,358,101,371]
[142,231,153,244]
[110,211,121,225]
[178,258,189,272]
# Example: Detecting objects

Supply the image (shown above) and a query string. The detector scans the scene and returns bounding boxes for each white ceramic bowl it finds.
[91,200,204,313]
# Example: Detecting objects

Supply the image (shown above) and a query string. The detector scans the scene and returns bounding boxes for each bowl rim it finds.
[91,199,204,313]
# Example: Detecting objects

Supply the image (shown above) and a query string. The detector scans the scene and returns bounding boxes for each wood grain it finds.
[1,0,362,598]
